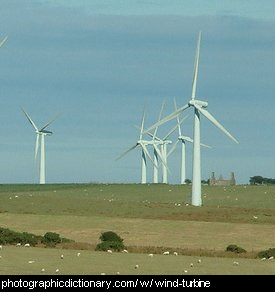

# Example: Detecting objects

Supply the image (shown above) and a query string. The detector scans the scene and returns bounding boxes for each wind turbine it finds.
[0,36,8,48]
[143,32,239,206]
[116,110,158,184]
[145,116,188,184]
[22,108,59,184]
[168,99,211,185]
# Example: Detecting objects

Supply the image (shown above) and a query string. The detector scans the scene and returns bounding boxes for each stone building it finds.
[209,172,236,186]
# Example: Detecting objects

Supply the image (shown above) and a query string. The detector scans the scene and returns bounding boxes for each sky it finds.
[0,0,275,184]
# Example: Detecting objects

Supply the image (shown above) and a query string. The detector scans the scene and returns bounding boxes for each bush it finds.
[42,232,61,246]
[0,227,41,246]
[257,248,275,259]
[96,231,125,252]
[226,244,247,254]
[100,231,123,243]
[96,241,125,252]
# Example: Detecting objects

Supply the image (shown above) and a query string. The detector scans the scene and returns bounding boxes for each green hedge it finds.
[0,227,72,247]
[257,248,275,259]
[226,244,247,253]
[0,227,41,246]
[96,231,125,252]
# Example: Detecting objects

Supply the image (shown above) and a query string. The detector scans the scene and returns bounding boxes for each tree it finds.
[250,176,275,185]
[249,176,264,185]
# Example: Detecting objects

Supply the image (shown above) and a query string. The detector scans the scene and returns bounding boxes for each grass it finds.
[1,184,275,223]
[0,183,275,274]
[0,213,275,251]
[1,246,275,275]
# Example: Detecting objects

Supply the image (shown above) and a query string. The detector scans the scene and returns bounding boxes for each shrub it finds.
[226,244,247,254]
[42,232,61,246]
[100,231,123,243]
[96,231,125,252]
[257,248,275,259]
[0,227,41,246]
[96,241,125,252]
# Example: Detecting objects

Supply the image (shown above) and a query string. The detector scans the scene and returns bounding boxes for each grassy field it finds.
[0,183,275,274]
[1,246,275,275]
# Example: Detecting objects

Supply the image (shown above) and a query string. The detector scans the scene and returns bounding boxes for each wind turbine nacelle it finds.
[189,100,208,108]
[41,130,53,135]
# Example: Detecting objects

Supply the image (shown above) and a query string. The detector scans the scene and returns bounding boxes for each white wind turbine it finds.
[116,110,159,184]
[22,108,59,184]
[168,99,211,185]
[145,117,188,184]
[143,32,239,206]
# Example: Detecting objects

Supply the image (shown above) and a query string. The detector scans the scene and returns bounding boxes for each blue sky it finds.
[0,0,275,184]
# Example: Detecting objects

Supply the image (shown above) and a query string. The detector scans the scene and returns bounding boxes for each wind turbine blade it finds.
[34,134,40,160]
[191,31,201,100]
[140,143,157,168]
[194,104,239,144]
[163,116,188,140]
[152,144,170,172]
[0,36,8,48]
[40,113,61,131]
[116,144,138,161]
[143,103,190,135]
[145,131,162,141]
[135,125,162,141]
[21,107,39,132]
[139,109,146,140]
[167,140,179,157]
[201,142,212,149]
[174,99,182,137]
[153,101,165,138]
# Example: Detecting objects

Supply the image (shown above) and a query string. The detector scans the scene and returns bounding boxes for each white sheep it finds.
[107,250,113,253]
[60,254,64,259]
[16,243,21,247]
[41,268,45,273]
[268,256,274,260]
[0,245,2,250]
[148,253,154,257]
[28,260,35,264]
[163,251,169,255]
[173,252,178,256]
[101,273,106,275]
[122,249,128,253]
[197,259,202,263]
[24,243,30,247]
[77,252,81,257]
[233,261,239,266]
[55,269,60,273]
[190,263,194,267]
[184,270,188,273]
[135,264,139,269]
[260,257,266,261]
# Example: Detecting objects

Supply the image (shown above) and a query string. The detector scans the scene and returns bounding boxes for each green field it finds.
[1,246,275,275]
[1,184,275,274]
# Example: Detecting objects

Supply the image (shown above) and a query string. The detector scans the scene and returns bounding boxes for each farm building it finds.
[209,172,236,186]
